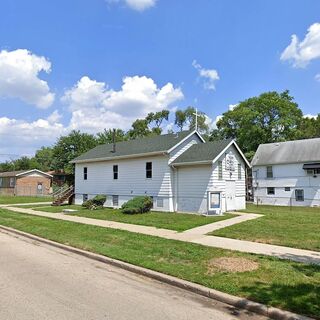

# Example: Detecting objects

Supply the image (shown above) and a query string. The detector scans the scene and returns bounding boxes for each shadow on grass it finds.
[240,281,320,319]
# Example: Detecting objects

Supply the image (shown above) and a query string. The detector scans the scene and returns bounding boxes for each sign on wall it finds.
[225,154,235,171]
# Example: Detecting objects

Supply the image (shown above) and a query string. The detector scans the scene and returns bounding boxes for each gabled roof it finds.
[0,169,53,178]
[171,139,233,165]
[71,130,201,164]
[171,139,251,168]
[251,138,320,166]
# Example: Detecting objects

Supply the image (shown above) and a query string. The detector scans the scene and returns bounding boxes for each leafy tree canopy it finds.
[210,90,303,159]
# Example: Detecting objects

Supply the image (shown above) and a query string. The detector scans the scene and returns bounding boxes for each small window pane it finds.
[113,165,118,180]
[218,161,223,180]
[267,187,275,195]
[146,162,152,179]
[83,167,88,180]
[83,194,88,202]
[112,195,119,206]
[157,197,164,208]
[266,166,273,178]
[284,187,291,191]
[295,189,304,201]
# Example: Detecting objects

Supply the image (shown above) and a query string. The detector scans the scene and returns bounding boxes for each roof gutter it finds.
[170,160,212,167]
[70,151,168,164]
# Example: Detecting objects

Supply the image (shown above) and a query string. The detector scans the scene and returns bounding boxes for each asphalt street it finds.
[0,231,266,320]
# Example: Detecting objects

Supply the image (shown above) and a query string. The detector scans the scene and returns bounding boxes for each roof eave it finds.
[70,150,168,164]
[171,160,212,167]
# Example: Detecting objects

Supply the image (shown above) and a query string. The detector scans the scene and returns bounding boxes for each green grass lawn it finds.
[0,208,319,318]
[0,195,51,204]
[211,203,320,251]
[33,205,235,232]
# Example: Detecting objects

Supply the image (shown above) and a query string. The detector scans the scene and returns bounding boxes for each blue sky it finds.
[0,0,320,159]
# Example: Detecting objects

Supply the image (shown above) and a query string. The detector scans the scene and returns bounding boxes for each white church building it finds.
[252,138,320,207]
[71,130,250,214]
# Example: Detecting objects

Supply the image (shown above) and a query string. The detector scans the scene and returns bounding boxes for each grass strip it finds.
[0,208,319,318]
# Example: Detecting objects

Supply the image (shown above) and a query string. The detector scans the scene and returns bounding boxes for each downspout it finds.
[171,165,178,212]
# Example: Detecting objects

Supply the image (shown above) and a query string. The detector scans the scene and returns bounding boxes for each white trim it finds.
[71,151,166,164]
[167,130,205,154]
[211,140,251,168]
[170,160,212,167]
[16,169,53,178]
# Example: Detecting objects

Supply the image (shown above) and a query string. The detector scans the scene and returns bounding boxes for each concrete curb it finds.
[0,225,313,320]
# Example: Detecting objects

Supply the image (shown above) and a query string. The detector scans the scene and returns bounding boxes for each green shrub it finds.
[82,195,107,210]
[121,196,153,214]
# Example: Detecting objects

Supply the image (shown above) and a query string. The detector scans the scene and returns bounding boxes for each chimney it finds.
[112,128,116,153]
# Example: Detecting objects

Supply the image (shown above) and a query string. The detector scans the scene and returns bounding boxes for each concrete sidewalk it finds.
[2,205,320,265]
[183,213,263,235]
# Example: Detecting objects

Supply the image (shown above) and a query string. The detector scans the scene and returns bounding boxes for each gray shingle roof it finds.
[171,139,233,165]
[251,138,320,166]
[0,170,28,177]
[71,130,194,163]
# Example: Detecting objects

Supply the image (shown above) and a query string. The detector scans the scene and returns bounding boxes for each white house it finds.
[71,130,250,214]
[251,138,320,207]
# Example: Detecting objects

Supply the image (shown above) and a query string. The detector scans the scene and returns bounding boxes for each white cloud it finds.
[106,0,156,11]
[192,60,219,90]
[303,114,317,119]
[281,23,320,68]
[0,49,55,108]
[0,114,65,159]
[63,75,184,133]
[228,103,238,111]
[315,73,320,81]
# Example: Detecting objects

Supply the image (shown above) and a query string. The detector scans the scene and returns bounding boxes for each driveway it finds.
[0,231,265,320]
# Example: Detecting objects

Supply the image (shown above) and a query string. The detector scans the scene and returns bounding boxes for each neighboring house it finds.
[251,138,320,207]
[47,170,73,187]
[0,169,53,196]
[71,130,250,214]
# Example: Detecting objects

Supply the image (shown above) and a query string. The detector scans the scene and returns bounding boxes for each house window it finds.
[295,189,304,202]
[112,195,119,206]
[238,163,242,180]
[267,187,275,195]
[146,162,152,179]
[209,192,221,209]
[284,187,291,191]
[157,197,164,208]
[83,194,88,202]
[113,165,118,180]
[218,161,223,180]
[266,166,273,178]
[307,169,314,175]
[83,167,88,180]
[9,177,15,188]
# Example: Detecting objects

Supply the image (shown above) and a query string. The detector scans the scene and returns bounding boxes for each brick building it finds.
[0,169,53,196]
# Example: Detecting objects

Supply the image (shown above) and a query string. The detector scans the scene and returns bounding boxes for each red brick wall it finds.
[16,175,51,196]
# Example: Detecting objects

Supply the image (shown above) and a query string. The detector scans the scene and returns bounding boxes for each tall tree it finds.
[127,119,152,139]
[34,147,54,171]
[184,106,209,133]
[210,90,303,159]
[96,129,127,145]
[52,130,98,174]
[174,110,187,131]
[146,110,170,130]
[298,115,320,139]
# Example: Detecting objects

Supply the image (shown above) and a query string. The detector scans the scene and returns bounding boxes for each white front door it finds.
[225,180,236,211]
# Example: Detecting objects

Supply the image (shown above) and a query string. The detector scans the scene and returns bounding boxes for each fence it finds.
[252,195,320,208]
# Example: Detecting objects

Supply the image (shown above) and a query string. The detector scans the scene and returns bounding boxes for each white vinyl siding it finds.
[253,163,320,206]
